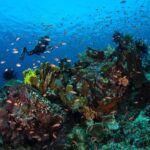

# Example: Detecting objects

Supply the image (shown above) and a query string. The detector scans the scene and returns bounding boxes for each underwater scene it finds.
[0,0,150,149]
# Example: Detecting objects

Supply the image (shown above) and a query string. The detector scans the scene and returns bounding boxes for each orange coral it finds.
[118,76,129,87]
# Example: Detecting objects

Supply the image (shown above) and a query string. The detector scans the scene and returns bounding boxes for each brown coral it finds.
[82,106,97,120]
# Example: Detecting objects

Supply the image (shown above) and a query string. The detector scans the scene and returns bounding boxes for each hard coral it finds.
[0,84,65,148]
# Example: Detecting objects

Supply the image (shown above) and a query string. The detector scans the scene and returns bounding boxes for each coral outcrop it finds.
[0,84,66,149]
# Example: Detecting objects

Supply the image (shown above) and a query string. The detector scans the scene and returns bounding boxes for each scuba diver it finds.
[20,35,52,60]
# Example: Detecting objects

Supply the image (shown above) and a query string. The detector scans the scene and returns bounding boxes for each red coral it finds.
[98,98,119,113]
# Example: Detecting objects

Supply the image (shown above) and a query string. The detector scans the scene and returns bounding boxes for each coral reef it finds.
[0,32,150,149]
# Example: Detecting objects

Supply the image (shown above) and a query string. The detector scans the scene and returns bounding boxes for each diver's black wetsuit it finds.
[20,36,50,60]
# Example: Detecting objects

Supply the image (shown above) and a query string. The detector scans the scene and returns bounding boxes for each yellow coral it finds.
[23,68,37,85]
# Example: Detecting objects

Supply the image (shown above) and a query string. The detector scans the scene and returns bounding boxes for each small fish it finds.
[37,138,42,141]
[14,102,18,106]
[45,50,51,53]
[52,123,61,128]
[66,59,71,62]
[9,113,15,117]
[43,133,49,137]
[13,48,18,51]
[12,50,19,54]
[54,58,60,62]
[16,63,21,67]
[52,132,57,139]
[75,99,80,102]
[10,43,15,45]
[8,120,12,124]
[105,96,112,100]
[6,100,12,104]
[37,60,41,63]
[72,140,78,145]
[16,37,21,41]
[136,71,141,74]
[128,116,134,121]
[61,42,67,46]
[42,145,48,149]
[110,110,117,114]
[43,93,47,97]
[13,51,18,54]
[72,77,77,80]
[41,56,46,59]
[6,49,9,52]
[16,127,22,131]
[0,61,6,64]
[65,108,69,112]
[33,66,37,69]
[120,0,126,4]
[113,75,118,78]
[69,91,77,94]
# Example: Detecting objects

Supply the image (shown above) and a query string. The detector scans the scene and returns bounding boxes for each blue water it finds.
[0,0,150,85]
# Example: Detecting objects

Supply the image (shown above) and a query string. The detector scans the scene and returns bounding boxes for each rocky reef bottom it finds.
[0,32,150,150]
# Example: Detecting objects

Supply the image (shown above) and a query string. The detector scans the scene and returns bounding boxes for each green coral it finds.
[66,126,88,150]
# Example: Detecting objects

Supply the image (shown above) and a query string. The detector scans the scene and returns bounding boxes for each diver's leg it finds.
[26,50,34,55]
[20,47,27,60]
